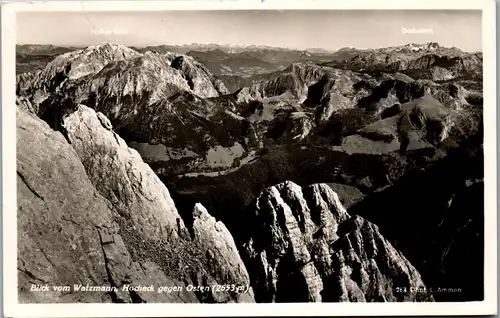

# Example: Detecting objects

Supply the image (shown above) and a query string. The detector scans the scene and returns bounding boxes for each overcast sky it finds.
[17,10,482,51]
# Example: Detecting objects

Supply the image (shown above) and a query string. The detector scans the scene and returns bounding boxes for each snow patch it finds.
[206,142,245,168]
[128,141,198,162]
[289,112,310,120]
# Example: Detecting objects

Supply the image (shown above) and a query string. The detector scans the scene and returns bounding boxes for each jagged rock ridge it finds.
[240,181,433,302]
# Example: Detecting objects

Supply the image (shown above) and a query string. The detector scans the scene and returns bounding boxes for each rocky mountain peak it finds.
[83,42,137,55]
[391,42,441,53]
[241,181,432,302]
[324,42,478,81]
[426,42,440,49]
[17,44,231,130]
[42,42,140,81]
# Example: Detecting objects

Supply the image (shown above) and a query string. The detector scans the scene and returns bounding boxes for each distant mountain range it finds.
[16,42,481,94]
[18,41,476,57]
[17,43,334,55]
[16,44,78,56]
[132,43,337,55]
[16,43,338,90]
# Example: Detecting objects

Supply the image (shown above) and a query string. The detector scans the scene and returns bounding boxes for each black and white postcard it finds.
[2,0,497,316]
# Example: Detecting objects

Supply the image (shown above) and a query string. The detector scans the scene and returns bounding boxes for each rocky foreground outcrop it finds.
[239,181,433,302]
[17,105,253,303]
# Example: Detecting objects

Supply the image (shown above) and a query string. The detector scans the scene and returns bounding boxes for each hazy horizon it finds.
[17,10,482,52]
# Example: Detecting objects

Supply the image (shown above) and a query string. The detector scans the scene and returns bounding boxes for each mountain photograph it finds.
[15,9,485,304]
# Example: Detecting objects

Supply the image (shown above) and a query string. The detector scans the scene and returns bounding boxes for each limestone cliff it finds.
[240,181,433,302]
[17,105,253,303]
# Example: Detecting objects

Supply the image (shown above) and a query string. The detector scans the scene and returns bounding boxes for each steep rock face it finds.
[265,111,315,143]
[71,54,197,111]
[108,94,256,176]
[228,66,372,149]
[169,54,230,96]
[18,43,480,185]
[303,74,336,108]
[61,105,254,302]
[428,66,454,81]
[17,107,197,303]
[426,82,471,110]
[302,74,350,125]
[18,105,254,303]
[285,112,315,141]
[235,63,369,106]
[191,203,255,303]
[318,76,480,157]
[234,63,326,103]
[356,79,426,112]
[62,105,183,240]
[354,78,473,114]
[240,181,432,302]
[18,107,110,303]
[16,71,41,95]
[405,54,483,80]
[44,43,140,80]
[16,41,483,304]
